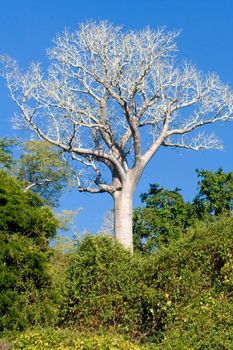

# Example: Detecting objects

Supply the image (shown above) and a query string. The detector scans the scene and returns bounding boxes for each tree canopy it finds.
[0,170,58,245]
[133,168,233,252]
[193,168,233,217]
[1,21,233,250]
[133,185,193,252]
[0,138,15,172]
[0,170,59,331]
[17,140,73,207]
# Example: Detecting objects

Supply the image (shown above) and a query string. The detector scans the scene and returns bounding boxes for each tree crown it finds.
[1,21,232,195]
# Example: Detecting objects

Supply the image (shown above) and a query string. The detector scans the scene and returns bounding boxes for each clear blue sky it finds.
[1,0,233,234]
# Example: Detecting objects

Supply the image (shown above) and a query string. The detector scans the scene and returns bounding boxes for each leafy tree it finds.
[133,169,233,252]
[17,140,73,207]
[0,137,15,171]
[0,170,59,332]
[193,168,233,217]
[0,137,72,207]
[0,233,57,332]
[2,21,233,250]
[133,184,193,252]
[0,170,58,246]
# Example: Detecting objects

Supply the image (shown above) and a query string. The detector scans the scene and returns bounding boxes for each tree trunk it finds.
[113,183,134,252]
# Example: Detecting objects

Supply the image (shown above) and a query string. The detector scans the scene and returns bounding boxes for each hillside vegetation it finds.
[0,157,232,349]
[1,218,232,349]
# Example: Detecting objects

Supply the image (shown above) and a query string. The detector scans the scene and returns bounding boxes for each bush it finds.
[0,234,57,333]
[0,171,59,333]
[12,328,146,350]
[143,216,233,348]
[3,208,232,347]
[59,218,233,344]
[0,170,58,246]
[60,235,159,338]
[158,296,233,350]
[145,216,233,303]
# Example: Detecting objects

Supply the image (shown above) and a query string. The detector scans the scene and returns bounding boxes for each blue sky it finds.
[1,0,233,234]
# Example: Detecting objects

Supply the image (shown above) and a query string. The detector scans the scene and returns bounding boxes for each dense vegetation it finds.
[0,171,59,332]
[0,139,232,349]
[133,168,233,252]
[8,219,233,349]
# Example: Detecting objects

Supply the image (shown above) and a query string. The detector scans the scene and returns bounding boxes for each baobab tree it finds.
[1,21,233,251]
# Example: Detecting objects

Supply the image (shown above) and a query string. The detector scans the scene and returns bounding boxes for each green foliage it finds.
[133,184,194,252]
[0,137,15,172]
[134,169,233,253]
[0,171,59,333]
[12,328,145,350]
[0,170,58,246]
[144,216,233,348]
[60,235,158,338]
[47,236,74,308]
[194,168,233,217]
[59,217,232,347]
[158,296,233,349]
[1,166,233,347]
[0,233,57,333]
[17,140,73,206]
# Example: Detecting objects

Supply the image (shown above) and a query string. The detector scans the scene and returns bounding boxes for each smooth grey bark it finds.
[113,185,134,251]
[112,171,142,252]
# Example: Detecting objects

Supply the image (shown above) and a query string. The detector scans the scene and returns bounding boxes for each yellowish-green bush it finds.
[7,216,233,349]
[145,217,233,304]
[157,296,233,350]
[58,218,233,344]
[12,328,146,350]
[143,217,233,348]
[59,235,160,338]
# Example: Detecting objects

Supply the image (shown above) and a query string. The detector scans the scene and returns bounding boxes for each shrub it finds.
[0,170,58,246]
[12,328,146,350]
[0,233,58,333]
[157,295,233,350]
[60,235,159,338]
[145,216,233,303]
[4,212,232,346]
[0,171,59,333]
[59,218,233,344]
[143,216,233,348]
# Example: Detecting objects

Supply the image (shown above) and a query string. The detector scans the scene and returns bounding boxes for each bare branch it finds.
[1,22,232,199]
[162,132,223,151]
[23,179,53,192]
[141,109,171,167]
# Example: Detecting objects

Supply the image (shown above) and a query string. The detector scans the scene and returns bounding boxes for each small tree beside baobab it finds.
[1,21,233,251]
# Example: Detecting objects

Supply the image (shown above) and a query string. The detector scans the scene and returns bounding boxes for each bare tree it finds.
[1,21,233,251]
[98,209,114,236]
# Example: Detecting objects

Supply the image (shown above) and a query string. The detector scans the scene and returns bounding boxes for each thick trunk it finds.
[113,184,133,251]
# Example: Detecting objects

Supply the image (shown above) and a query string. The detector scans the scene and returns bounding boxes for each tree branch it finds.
[141,110,171,168]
